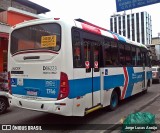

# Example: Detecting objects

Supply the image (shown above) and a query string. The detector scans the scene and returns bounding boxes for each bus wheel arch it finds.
[109,87,121,111]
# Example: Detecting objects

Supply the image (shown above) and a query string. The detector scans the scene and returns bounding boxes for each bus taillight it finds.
[58,72,69,100]
[8,71,12,94]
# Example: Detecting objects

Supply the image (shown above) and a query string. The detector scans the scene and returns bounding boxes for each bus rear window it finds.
[11,23,61,54]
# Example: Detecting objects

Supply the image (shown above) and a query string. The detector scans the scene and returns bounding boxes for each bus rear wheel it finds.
[109,90,118,111]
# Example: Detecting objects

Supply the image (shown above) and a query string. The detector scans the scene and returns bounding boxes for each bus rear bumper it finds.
[9,95,73,116]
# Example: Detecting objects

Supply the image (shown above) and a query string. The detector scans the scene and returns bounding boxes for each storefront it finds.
[0,23,10,73]
[0,0,50,89]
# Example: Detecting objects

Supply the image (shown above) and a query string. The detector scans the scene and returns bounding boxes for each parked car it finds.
[0,90,9,114]
[0,72,9,114]
[152,66,160,83]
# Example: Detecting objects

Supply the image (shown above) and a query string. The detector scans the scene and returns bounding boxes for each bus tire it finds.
[109,90,118,111]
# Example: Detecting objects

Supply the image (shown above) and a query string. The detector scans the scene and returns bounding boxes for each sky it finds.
[30,0,160,37]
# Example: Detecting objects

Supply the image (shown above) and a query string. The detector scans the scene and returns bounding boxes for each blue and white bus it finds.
[8,18,152,116]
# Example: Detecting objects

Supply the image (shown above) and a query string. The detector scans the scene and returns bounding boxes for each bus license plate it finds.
[27,91,37,96]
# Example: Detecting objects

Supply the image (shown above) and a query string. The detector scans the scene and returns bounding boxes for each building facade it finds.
[152,37,160,61]
[110,11,152,45]
[146,37,160,65]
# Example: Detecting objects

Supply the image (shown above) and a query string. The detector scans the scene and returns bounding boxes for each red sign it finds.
[94,61,98,68]
[85,61,90,69]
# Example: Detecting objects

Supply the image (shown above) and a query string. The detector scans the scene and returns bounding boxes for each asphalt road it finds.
[0,83,160,133]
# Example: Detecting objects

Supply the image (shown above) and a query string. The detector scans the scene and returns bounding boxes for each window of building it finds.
[123,16,126,36]
[118,16,121,35]
[127,15,130,39]
[114,17,117,33]
[132,14,135,41]
[136,13,140,42]
[141,12,145,44]
[110,18,113,31]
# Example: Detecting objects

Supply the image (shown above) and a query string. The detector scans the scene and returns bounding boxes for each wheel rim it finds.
[112,93,117,107]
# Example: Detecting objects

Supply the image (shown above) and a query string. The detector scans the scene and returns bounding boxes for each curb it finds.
[103,93,160,133]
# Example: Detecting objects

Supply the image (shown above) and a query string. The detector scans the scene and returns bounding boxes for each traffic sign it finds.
[116,0,160,12]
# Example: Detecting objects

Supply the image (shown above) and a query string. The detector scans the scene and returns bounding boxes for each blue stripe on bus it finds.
[125,68,144,98]
[125,67,134,98]
[104,74,124,90]
[69,78,92,98]
[11,79,60,98]
[11,69,151,99]
[107,30,126,43]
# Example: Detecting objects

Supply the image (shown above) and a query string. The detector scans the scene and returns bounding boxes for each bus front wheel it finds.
[109,90,118,111]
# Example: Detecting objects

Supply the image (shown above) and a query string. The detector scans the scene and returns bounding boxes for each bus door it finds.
[84,39,101,107]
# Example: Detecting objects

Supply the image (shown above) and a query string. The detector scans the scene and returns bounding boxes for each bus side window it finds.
[104,40,112,66]
[136,47,142,66]
[119,43,125,66]
[141,48,147,66]
[111,41,118,66]
[93,43,100,72]
[146,51,152,67]
[72,31,82,68]
[84,39,91,72]
[125,45,132,66]
[132,46,136,66]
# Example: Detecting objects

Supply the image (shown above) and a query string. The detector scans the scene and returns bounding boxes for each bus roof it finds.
[11,18,147,49]
[74,19,147,49]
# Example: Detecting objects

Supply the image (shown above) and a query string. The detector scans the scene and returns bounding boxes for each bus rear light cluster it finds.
[57,72,69,100]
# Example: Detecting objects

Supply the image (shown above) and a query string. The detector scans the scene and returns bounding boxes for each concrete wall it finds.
[0,0,37,14]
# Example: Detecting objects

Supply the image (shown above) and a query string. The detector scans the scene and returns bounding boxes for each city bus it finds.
[8,18,152,116]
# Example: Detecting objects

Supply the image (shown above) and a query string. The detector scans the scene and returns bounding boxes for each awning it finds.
[0,33,9,38]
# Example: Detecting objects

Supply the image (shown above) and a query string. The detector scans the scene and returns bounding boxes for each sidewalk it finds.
[141,95,160,133]
[105,94,160,133]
